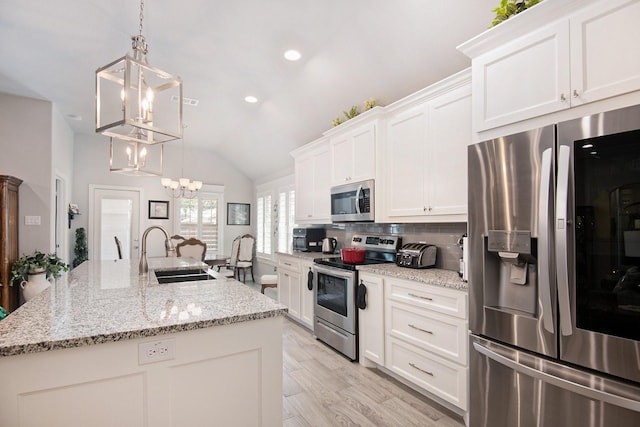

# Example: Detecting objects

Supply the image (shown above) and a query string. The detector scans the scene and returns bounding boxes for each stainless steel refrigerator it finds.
[468,104,640,426]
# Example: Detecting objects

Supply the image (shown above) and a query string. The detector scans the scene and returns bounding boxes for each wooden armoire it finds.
[0,175,22,313]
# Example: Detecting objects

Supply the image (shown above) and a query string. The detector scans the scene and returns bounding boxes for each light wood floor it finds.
[281,318,465,427]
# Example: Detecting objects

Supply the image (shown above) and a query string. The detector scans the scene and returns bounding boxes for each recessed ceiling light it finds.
[245,96,258,103]
[284,50,301,61]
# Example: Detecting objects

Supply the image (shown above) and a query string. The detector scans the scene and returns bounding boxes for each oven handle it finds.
[313,264,356,281]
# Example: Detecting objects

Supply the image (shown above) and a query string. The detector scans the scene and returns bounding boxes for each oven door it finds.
[313,264,356,334]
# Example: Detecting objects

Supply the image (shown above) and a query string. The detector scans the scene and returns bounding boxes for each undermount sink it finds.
[153,268,216,284]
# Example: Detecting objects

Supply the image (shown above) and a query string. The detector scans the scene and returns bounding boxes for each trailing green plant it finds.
[10,250,69,283]
[490,0,542,28]
[73,227,88,268]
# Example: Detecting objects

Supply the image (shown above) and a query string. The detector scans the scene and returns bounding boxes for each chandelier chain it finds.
[138,0,145,37]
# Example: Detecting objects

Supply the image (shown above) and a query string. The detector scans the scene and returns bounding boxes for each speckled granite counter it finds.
[276,251,323,261]
[0,257,287,357]
[357,264,467,291]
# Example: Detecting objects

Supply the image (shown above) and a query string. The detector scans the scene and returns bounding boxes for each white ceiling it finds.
[0,0,496,181]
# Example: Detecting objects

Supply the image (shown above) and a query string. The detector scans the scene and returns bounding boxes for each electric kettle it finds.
[322,237,337,254]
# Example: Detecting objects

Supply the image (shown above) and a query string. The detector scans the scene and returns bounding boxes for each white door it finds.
[90,186,141,261]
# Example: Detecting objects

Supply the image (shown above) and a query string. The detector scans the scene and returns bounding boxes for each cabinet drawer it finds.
[386,336,467,411]
[385,278,467,319]
[387,301,468,365]
[278,257,300,272]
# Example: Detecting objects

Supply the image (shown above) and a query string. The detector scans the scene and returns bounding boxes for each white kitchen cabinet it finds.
[384,276,468,411]
[278,256,301,320]
[381,71,470,222]
[299,260,315,328]
[278,255,314,329]
[327,110,382,186]
[292,138,331,224]
[461,0,640,132]
[358,273,385,366]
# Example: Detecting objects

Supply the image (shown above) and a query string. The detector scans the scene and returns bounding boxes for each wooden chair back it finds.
[176,238,207,261]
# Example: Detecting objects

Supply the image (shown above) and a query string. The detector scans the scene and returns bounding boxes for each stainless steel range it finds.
[313,234,400,360]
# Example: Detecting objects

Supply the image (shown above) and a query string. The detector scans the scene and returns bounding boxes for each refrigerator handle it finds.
[473,341,640,412]
[538,148,554,334]
[556,145,573,335]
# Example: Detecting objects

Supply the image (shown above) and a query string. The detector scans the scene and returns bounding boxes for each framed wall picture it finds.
[227,203,250,225]
[149,200,169,219]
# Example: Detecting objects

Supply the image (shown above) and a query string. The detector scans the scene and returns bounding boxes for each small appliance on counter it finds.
[395,243,437,268]
[321,237,337,254]
[292,227,325,252]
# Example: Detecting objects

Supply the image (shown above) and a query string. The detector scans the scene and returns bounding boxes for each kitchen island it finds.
[0,257,287,427]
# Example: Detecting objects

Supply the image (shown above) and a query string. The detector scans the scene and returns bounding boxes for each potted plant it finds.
[10,250,69,301]
[490,0,542,27]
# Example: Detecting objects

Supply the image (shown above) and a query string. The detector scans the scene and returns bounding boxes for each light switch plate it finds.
[24,216,41,226]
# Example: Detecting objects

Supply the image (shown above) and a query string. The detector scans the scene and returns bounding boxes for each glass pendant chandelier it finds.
[96,0,183,146]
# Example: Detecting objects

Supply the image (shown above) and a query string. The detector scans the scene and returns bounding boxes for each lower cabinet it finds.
[277,255,314,329]
[359,272,469,412]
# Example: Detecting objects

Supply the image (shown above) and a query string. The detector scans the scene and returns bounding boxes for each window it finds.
[175,190,223,259]
[256,186,296,258]
[278,189,296,253]
[256,193,272,256]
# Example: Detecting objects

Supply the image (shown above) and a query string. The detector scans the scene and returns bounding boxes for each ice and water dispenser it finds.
[483,230,538,316]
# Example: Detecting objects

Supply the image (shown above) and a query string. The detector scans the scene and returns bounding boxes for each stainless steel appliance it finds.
[322,237,337,254]
[313,234,400,360]
[468,104,640,426]
[292,227,325,252]
[395,243,437,268]
[330,179,374,222]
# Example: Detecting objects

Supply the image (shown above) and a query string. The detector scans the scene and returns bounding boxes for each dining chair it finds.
[235,234,255,283]
[175,238,207,262]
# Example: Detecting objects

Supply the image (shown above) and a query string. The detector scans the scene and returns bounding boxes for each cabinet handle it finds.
[409,362,433,376]
[573,89,580,98]
[284,273,289,277]
[408,323,433,334]
[307,214,312,218]
[560,93,567,102]
[408,292,433,301]
[284,262,292,266]
[423,207,427,212]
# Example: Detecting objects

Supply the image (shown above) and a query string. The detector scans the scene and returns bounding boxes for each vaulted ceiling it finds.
[0,0,496,181]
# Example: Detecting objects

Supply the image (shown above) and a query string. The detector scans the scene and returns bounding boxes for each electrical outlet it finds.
[138,339,175,365]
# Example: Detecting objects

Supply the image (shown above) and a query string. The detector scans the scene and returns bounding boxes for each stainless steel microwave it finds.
[330,179,374,222]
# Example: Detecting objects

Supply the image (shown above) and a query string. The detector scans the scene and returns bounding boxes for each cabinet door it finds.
[299,262,314,328]
[472,19,570,131]
[359,273,385,366]
[385,104,428,218]
[330,122,376,186]
[312,147,331,221]
[425,84,471,219]
[294,156,315,222]
[287,269,301,320]
[570,0,640,106]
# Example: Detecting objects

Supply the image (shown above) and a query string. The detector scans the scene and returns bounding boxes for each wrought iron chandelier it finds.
[96,0,183,147]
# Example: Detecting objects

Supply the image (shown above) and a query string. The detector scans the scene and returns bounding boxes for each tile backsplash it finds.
[321,222,467,272]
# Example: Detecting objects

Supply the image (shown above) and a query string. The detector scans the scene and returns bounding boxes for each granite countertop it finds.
[276,251,323,261]
[0,257,287,357]
[357,264,467,291]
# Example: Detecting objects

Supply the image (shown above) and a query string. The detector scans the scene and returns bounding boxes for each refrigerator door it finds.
[468,125,557,357]
[470,335,640,427]
[557,104,640,383]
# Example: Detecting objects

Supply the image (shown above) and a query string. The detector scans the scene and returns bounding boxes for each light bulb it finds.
[169,181,179,190]
[193,181,203,190]
[161,178,172,187]
[179,178,190,187]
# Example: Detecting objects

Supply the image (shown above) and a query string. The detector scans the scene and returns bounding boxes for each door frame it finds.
[88,184,143,261]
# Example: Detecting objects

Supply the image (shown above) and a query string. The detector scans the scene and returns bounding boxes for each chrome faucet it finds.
[139,225,175,274]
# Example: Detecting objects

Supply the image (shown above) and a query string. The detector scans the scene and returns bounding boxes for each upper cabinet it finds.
[459,0,640,132]
[292,138,331,224]
[378,70,471,223]
[326,108,383,187]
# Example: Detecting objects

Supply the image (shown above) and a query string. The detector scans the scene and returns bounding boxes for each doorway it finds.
[89,185,141,261]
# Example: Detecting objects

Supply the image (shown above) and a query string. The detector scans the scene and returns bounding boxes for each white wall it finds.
[52,105,75,263]
[72,133,255,259]
[0,93,55,255]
